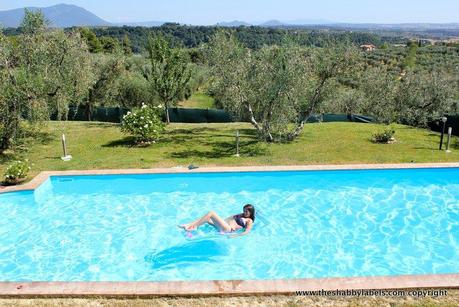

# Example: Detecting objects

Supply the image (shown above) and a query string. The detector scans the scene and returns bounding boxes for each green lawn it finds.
[1,292,459,307]
[1,121,459,180]
[178,92,216,108]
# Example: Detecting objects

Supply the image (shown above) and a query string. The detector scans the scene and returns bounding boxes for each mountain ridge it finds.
[0,4,111,28]
[0,4,458,30]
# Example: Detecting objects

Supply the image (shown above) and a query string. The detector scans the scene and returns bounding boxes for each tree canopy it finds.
[143,35,192,123]
[0,10,91,151]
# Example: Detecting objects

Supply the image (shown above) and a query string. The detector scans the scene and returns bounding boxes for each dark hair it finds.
[243,204,255,222]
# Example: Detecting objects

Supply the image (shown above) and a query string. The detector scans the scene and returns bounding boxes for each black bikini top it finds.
[234,214,247,228]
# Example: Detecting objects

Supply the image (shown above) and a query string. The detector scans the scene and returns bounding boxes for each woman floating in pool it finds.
[179,204,255,237]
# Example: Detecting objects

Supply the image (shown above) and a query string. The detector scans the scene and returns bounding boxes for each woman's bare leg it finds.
[179,214,209,230]
[180,211,232,232]
[208,213,233,232]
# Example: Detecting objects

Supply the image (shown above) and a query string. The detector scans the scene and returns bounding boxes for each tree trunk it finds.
[287,121,305,141]
[246,103,263,136]
[0,134,12,152]
[287,113,311,141]
[265,132,274,142]
[0,117,19,152]
[286,73,332,141]
[165,102,170,124]
[85,103,92,121]
[263,107,274,142]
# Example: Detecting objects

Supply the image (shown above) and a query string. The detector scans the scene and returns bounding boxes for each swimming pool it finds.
[0,167,458,282]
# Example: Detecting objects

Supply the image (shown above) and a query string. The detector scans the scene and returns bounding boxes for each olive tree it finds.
[83,52,125,120]
[143,35,192,123]
[116,56,153,108]
[116,73,152,108]
[288,45,360,140]
[358,67,455,127]
[0,32,21,150]
[395,71,455,127]
[207,31,359,142]
[358,66,399,124]
[322,87,367,115]
[0,10,91,151]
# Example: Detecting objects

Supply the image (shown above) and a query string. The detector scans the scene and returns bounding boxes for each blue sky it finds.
[0,0,458,24]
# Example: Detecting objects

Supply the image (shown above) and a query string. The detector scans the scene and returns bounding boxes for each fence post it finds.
[235,130,240,157]
[446,127,452,153]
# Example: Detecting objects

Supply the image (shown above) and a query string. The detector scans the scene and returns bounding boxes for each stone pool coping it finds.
[1,163,459,296]
[2,162,459,194]
[1,274,458,297]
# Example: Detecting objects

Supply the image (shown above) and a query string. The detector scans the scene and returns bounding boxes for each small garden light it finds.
[446,127,453,153]
[439,116,447,150]
[61,134,72,161]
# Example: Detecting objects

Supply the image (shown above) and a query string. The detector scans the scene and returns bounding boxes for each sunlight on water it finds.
[0,168,458,281]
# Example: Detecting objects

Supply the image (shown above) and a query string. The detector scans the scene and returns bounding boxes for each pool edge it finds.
[1,274,458,297]
[1,164,459,296]
[2,162,459,194]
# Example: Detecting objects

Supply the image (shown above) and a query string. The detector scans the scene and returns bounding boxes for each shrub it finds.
[4,160,31,183]
[121,104,165,143]
[117,74,152,108]
[373,128,396,144]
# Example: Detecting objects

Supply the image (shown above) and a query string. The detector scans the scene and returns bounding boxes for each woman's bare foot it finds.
[178,224,197,231]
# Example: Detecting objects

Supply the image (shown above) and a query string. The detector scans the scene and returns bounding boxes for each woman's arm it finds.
[230,220,253,238]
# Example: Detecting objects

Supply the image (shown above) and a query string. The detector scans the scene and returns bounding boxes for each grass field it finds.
[178,92,216,108]
[1,121,458,180]
[0,291,458,307]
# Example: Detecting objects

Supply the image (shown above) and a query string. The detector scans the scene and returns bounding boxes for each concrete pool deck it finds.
[1,163,459,296]
[1,274,458,297]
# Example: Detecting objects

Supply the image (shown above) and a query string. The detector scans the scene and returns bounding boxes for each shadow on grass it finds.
[102,136,140,148]
[43,156,64,161]
[164,127,265,158]
[0,152,16,165]
[164,127,251,140]
[102,134,195,148]
[169,140,267,159]
[26,131,54,145]
[168,127,220,134]
[413,138,459,150]
[397,126,420,130]
[0,131,54,164]
[101,126,266,157]
[81,122,119,129]
[450,139,459,150]
[413,146,439,150]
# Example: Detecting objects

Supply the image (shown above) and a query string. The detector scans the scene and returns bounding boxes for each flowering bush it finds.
[372,128,396,144]
[4,160,31,183]
[121,104,165,143]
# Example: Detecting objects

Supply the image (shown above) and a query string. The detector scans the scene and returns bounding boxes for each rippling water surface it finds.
[0,168,458,281]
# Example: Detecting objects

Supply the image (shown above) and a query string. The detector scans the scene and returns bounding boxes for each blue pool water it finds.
[0,168,458,282]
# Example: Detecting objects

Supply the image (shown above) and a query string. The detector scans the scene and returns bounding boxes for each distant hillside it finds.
[217,20,251,27]
[330,23,459,30]
[260,20,285,27]
[0,4,111,28]
[115,21,165,27]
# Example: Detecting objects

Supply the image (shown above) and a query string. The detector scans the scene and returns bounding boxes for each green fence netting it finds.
[429,115,459,136]
[306,114,375,123]
[47,106,459,137]
[51,105,377,124]
[167,108,232,123]
[51,105,131,123]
